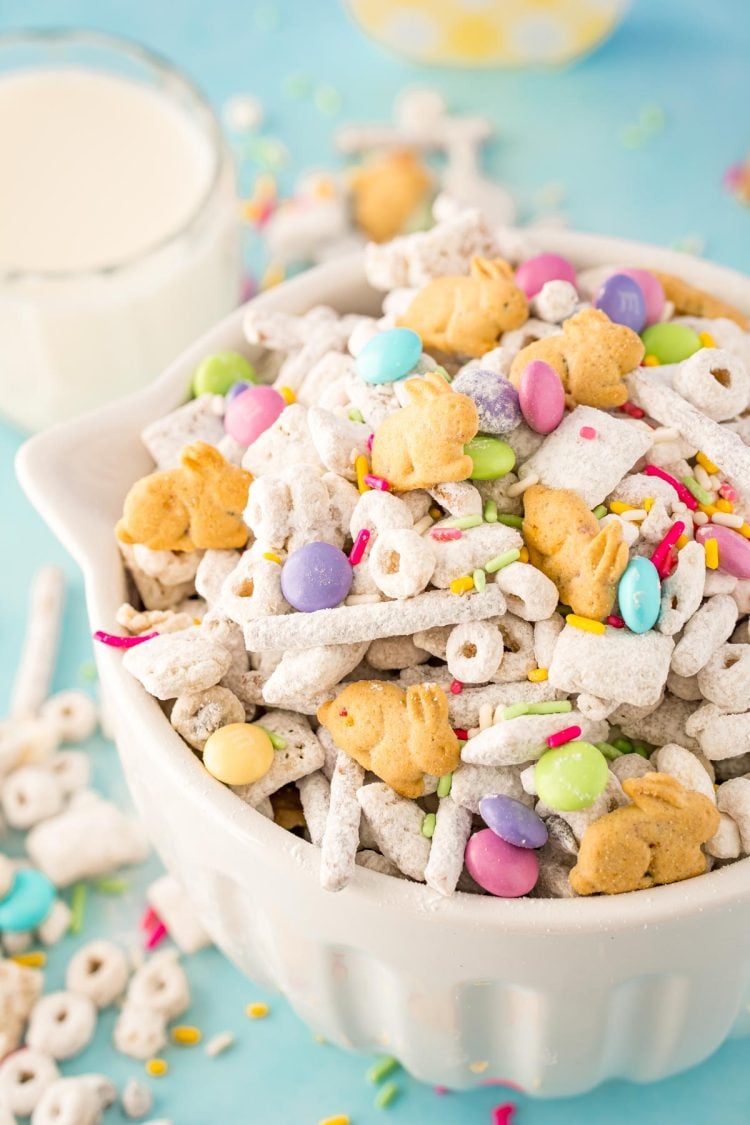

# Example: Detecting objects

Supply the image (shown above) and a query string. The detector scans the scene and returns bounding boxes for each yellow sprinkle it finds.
[11,951,46,968]
[429,506,443,520]
[567,614,606,635]
[192,617,202,625]
[696,451,719,475]
[278,385,296,405]
[642,496,654,512]
[715,498,733,513]
[145,1058,168,1077]
[699,331,716,348]
[469,1060,489,1074]
[449,576,474,595]
[355,455,370,494]
[698,503,718,516]
[527,668,548,682]
[262,552,282,564]
[704,538,719,570]
[518,546,529,563]
[676,534,689,549]
[739,523,750,539]
[609,500,634,515]
[643,354,660,366]
[319,1117,350,1125]
[246,1001,269,1019]
[171,1025,202,1046]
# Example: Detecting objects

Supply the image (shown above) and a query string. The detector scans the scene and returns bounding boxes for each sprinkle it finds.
[596,741,624,761]
[547,724,582,748]
[506,473,539,497]
[349,528,371,565]
[140,905,159,930]
[650,521,687,575]
[93,630,157,648]
[485,548,520,574]
[278,385,296,405]
[696,451,720,476]
[355,455,370,493]
[651,427,680,443]
[11,951,46,968]
[693,511,709,526]
[262,552,282,564]
[79,660,97,681]
[612,737,633,753]
[145,1058,168,1077]
[483,499,498,523]
[246,1001,270,1019]
[348,408,365,423]
[606,615,625,628]
[260,261,285,290]
[146,921,167,950]
[609,500,634,515]
[719,482,738,502]
[171,1025,202,1045]
[704,538,719,569]
[642,497,654,512]
[643,465,697,509]
[739,523,750,539]
[699,331,716,348]
[319,1118,350,1125]
[431,527,462,541]
[449,680,463,695]
[528,700,573,716]
[676,534,689,548]
[421,813,437,838]
[437,773,453,797]
[450,576,474,595]
[254,725,287,750]
[518,547,529,563]
[69,883,87,934]
[367,1056,400,1084]
[620,401,644,418]
[715,498,733,513]
[445,514,483,530]
[473,568,487,592]
[94,877,129,894]
[363,473,391,491]
[527,667,548,682]
[592,504,607,519]
[698,502,718,516]
[492,1103,517,1125]
[205,1031,235,1057]
[566,614,606,634]
[620,508,648,522]
[434,1086,449,1095]
[374,1082,400,1109]
[712,512,745,529]
[453,729,469,741]
[632,741,652,758]
[366,433,374,451]
[496,513,523,529]
[643,354,660,366]
[413,515,433,535]
[681,475,713,504]
[429,506,443,520]
[502,702,530,720]
[579,426,597,440]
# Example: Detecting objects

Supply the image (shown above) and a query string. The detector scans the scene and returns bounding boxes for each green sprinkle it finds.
[472,568,487,592]
[437,773,453,798]
[255,725,287,751]
[502,702,531,720]
[496,513,523,529]
[78,660,97,682]
[632,741,652,759]
[612,737,633,753]
[348,408,365,423]
[445,514,483,530]
[592,504,607,519]
[374,1081,400,1109]
[483,499,498,523]
[69,884,87,934]
[367,1055,399,1084]
[95,878,129,895]
[484,548,520,574]
[595,741,624,761]
[527,701,573,716]
[457,739,467,749]
[421,813,436,839]
[681,475,713,504]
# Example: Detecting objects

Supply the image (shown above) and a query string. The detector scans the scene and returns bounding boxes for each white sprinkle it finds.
[478,702,494,730]
[223,94,264,132]
[507,473,539,498]
[693,511,709,526]
[694,464,713,491]
[413,514,434,535]
[344,593,382,606]
[205,1031,235,1057]
[620,508,648,522]
[493,703,505,725]
[650,427,680,443]
[712,512,745,529]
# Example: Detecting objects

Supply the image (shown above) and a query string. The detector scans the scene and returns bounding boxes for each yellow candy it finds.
[203,723,274,786]
[171,1025,202,1045]
[246,1001,269,1019]
[698,331,716,348]
[566,614,606,635]
[527,668,548,682]
[145,1058,168,1077]
[449,575,474,595]
[696,451,719,475]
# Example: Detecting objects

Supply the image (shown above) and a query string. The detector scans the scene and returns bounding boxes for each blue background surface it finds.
[2,1,750,1121]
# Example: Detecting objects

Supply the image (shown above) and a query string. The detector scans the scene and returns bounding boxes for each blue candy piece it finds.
[452,368,521,435]
[356,328,422,385]
[0,868,56,933]
[617,556,661,634]
[595,273,647,333]
[479,794,548,850]
[227,380,253,401]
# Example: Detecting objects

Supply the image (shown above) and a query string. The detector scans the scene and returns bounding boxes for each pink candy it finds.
[464,829,539,897]
[514,253,577,299]
[618,268,665,326]
[224,385,285,445]
[518,360,565,435]
[696,524,750,578]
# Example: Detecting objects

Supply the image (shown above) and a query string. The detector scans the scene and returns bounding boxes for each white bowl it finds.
[17,231,750,1098]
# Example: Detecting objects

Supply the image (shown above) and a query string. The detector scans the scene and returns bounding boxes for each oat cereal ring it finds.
[356,783,431,881]
[241,404,324,477]
[716,779,750,853]
[493,615,535,681]
[652,743,715,803]
[122,630,232,701]
[1,766,65,830]
[672,347,750,421]
[195,550,242,605]
[671,594,738,678]
[65,940,129,1008]
[26,991,97,1059]
[116,603,194,635]
[170,687,246,751]
[39,691,98,743]
[220,556,289,628]
[494,561,559,622]
[127,950,189,1021]
[445,620,503,683]
[0,1047,59,1118]
[119,542,196,612]
[696,643,750,711]
[533,614,564,670]
[350,489,414,547]
[705,812,742,860]
[131,545,203,585]
[369,528,436,598]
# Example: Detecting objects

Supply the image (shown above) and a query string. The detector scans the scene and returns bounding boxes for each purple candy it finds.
[695,524,750,578]
[479,794,548,849]
[227,380,252,401]
[464,829,539,898]
[452,369,521,435]
[280,541,353,613]
[595,273,647,333]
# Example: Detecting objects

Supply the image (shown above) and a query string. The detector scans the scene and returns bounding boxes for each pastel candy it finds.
[464,828,539,897]
[452,368,521,435]
[193,350,257,396]
[617,556,661,634]
[595,274,647,333]
[640,323,702,365]
[464,435,516,480]
[224,385,285,445]
[515,253,577,300]
[534,741,609,811]
[357,327,423,385]
[0,867,56,932]
[479,794,548,849]
[518,359,565,434]
[619,268,665,325]
[696,524,750,578]
[281,541,353,612]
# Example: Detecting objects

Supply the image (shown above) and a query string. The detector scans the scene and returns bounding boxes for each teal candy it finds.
[465,435,516,480]
[356,328,422,384]
[0,867,56,932]
[640,323,702,365]
[618,556,661,634]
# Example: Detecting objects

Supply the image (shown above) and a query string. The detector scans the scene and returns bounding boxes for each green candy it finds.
[534,741,609,811]
[192,351,257,397]
[640,323,702,365]
[464,435,516,480]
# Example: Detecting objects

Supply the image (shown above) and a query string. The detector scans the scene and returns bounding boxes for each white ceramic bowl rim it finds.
[17,226,750,936]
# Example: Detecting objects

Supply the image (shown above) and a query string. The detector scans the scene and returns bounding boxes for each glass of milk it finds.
[0,29,241,431]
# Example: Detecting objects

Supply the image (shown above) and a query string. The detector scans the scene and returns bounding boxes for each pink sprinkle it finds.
[431,527,463,541]
[348,528,370,566]
[651,520,686,576]
[433,1086,449,1096]
[453,728,469,741]
[93,630,158,648]
[366,432,374,452]
[719,482,738,501]
[363,473,391,491]
[579,426,597,440]
[620,401,644,419]
[140,906,159,931]
[491,1104,517,1125]
[546,724,582,748]
[449,679,463,695]
[146,921,168,950]
[643,465,698,510]
[606,615,625,628]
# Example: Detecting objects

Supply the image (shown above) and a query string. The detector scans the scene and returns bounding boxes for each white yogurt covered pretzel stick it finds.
[296,771,330,846]
[461,712,609,768]
[232,711,324,808]
[424,796,472,897]
[243,585,507,651]
[356,783,431,881]
[10,566,65,720]
[355,850,403,877]
[320,753,365,892]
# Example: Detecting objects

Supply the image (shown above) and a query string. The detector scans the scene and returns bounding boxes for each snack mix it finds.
[110,206,750,900]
